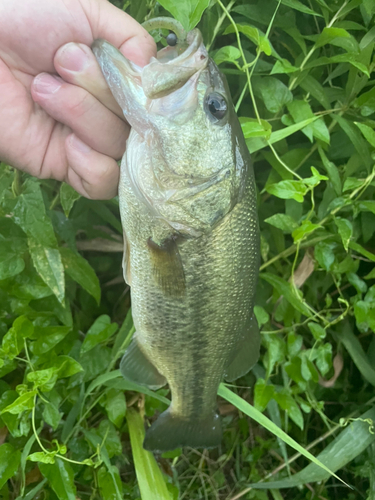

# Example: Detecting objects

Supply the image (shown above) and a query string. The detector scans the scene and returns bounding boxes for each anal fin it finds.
[120,338,167,390]
[224,314,260,382]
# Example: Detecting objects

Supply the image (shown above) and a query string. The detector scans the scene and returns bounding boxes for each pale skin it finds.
[0,0,156,199]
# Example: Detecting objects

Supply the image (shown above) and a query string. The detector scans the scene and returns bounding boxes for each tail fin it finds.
[143,409,222,453]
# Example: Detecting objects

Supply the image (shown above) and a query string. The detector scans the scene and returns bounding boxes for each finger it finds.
[85,0,157,67]
[31,72,129,159]
[54,43,123,118]
[65,133,119,200]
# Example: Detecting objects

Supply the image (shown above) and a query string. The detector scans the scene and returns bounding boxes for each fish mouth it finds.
[92,30,208,100]
[141,29,209,99]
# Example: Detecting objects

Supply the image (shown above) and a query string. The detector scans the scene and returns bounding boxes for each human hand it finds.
[0,0,156,199]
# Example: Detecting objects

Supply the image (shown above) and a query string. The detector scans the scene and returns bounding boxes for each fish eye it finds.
[205,92,228,121]
[166,32,178,46]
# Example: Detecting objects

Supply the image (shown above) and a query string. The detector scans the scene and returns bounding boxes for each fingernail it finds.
[33,73,62,94]
[69,134,92,153]
[58,43,89,72]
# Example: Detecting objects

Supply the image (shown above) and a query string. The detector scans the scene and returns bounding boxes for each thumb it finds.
[83,0,156,67]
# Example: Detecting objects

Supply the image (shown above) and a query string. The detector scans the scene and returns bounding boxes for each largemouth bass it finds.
[93,18,260,452]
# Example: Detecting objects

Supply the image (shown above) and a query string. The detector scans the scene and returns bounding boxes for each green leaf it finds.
[255,77,293,113]
[111,309,134,360]
[308,322,326,341]
[12,179,57,248]
[260,273,312,317]
[59,183,80,218]
[241,118,272,139]
[314,344,332,376]
[298,74,330,110]
[59,247,101,304]
[305,54,370,76]
[292,220,321,243]
[266,180,308,203]
[335,115,372,169]
[85,420,122,459]
[247,117,320,153]
[27,452,56,464]
[27,368,58,391]
[254,305,270,327]
[97,466,123,500]
[0,444,21,490]
[279,0,322,16]
[254,379,275,412]
[43,401,61,430]
[318,147,341,195]
[316,27,352,48]
[225,24,272,55]
[354,301,375,334]
[349,241,375,263]
[81,315,118,354]
[359,201,375,215]
[0,391,36,415]
[263,335,286,377]
[126,408,172,500]
[355,122,375,148]
[218,385,347,486]
[28,237,65,303]
[287,101,330,144]
[265,214,299,233]
[39,459,77,500]
[89,201,123,234]
[271,59,298,74]
[0,239,25,280]
[354,86,375,116]
[1,316,34,360]
[213,46,241,66]
[315,241,337,271]
[30,326,71,355]
[51,356,84,379]
[103,389,126,429]
[335,217,353,251]
[157,0,210,31]
[273,391,304,429]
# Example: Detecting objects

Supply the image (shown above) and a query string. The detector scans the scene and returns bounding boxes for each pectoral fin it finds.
[120,338,167,390]
[147,237,185,297]
[224,315,260,382]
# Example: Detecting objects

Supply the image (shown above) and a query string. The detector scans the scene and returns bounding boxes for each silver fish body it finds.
[93,25,260,452]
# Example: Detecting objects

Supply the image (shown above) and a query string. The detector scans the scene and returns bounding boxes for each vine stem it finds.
[289,0,350,91]
[217,0,261,123]
[206,0,235,51]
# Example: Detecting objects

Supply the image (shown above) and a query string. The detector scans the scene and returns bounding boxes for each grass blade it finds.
[218,384,349,487]
[127,408,172,500]
[246,405,375,489]
[337,322,375,387]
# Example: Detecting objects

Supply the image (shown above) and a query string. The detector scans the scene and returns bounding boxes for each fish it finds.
[92,18,260,453]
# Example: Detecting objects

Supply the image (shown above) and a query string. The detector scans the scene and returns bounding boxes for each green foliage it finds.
[1,0,375,499]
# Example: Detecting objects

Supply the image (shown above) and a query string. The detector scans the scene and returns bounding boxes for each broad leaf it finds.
[0,444,21,490]
[39,459,77,500]
[59,247,101,304]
